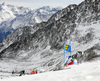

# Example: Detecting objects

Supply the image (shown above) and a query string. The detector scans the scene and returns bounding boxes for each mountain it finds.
[0,2,62,42]
[0,0,100,78]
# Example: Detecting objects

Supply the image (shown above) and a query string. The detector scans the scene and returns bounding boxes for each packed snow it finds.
[0,60,100,81]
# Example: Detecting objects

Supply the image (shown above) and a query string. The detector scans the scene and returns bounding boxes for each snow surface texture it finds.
[0,60,100,81]
[0,2,62,42]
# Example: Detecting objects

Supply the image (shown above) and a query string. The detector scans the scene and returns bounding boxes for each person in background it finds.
[30,69,37,74]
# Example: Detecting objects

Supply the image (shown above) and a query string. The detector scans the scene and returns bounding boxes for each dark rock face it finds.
[73,44,100,63]
[0,0,100,64]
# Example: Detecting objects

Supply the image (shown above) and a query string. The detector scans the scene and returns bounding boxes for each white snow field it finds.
[0,60,100,81]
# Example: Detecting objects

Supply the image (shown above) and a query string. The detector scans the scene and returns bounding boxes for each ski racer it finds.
[65,56,77,67]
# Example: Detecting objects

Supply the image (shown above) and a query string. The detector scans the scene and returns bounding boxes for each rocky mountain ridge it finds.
[0,0,100,78]
[0,2,62,42]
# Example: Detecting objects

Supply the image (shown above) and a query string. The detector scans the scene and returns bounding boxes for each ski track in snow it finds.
[0,60,100,81]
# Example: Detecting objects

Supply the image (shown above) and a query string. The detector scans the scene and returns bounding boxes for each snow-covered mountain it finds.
[0,0,100,78]
[0,2,62,42]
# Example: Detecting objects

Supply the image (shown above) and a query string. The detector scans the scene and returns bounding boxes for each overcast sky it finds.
[0,0,84,9]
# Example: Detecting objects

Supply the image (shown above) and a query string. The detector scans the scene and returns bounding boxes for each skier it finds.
[19,70,25,76]
[65,56,77,67]
[30,69,37,74]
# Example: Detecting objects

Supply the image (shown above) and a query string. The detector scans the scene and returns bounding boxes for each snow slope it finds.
[0,60,100,81]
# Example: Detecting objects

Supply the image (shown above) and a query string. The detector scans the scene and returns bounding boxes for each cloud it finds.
[0,0,84,9]
[0,0,62,9]
[0,1,33,9]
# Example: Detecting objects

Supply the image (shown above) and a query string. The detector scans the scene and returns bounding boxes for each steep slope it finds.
[0,2,62,42]
[0,0,100,78]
